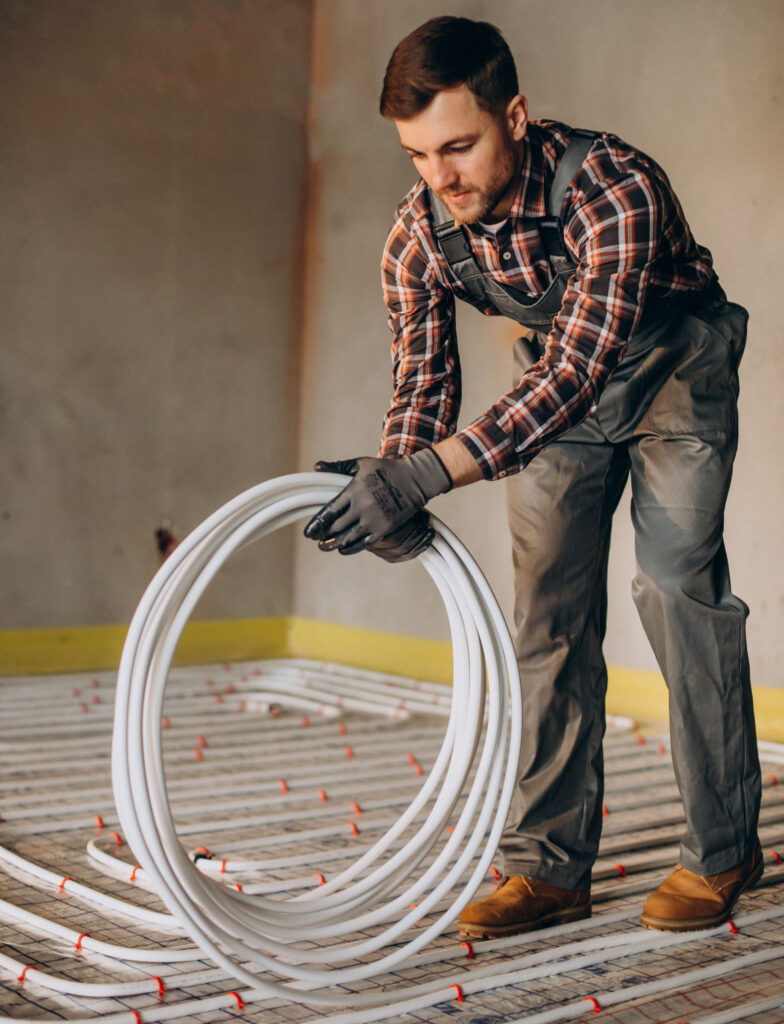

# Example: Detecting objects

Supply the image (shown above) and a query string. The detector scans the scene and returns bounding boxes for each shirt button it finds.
[498,470,507,478]
[502,252,512,261]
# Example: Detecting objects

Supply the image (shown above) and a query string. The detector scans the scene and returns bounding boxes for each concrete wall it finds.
[293,0,784,688]
[0,0,312,627]
[3,1,782,692]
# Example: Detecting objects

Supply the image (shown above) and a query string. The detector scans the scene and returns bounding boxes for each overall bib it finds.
[429,132,761,890]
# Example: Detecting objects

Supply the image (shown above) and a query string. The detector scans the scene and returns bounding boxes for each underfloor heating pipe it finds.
[110,472,523,1006]
[3,904,784,1024]
[1,474,780,1019]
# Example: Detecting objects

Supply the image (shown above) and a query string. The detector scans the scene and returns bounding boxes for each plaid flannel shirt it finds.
[379,121,715,480]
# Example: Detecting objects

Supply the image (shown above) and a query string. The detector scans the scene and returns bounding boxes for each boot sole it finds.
[457,901,591,940]
[640,856,764,932]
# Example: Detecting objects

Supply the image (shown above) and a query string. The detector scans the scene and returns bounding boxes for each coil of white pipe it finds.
[111,473,522,1006]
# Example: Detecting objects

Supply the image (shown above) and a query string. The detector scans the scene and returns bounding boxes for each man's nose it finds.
[428,156,458,192]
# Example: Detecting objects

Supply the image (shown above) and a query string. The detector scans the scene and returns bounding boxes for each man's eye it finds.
[449,145,472,154]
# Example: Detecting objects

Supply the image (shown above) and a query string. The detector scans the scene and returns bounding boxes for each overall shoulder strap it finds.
[429,190,485,302]
[538,128,598,272]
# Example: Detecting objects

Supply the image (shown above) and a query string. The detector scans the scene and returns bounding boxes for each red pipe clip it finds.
[228,991,245,1011]
[727,919,739,934]
[489,866,501,880]
[584,995,602,1013]
[193,748,203,761]
[17,965,34,984]
[153,976,165,998]
[450,984,465,1002]
[130,866,141,882]
[350,802,362,814]
[348,821,359,836]
[59,876,73,891]
[616,864,627,878]
[278,779,288,794]
[338,722,347,735]
[460,940,475,959]
[344,745,354,759]
[317,788,328,803]
[313,873,326,886]
[109,832,123,847]
[94,815,104,829]
[769,849,782,864]
[301,715,310,727]
[197,735,207,749]
[74,933,89,951]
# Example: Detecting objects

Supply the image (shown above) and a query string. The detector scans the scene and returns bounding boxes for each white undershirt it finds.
[478,218,508,236]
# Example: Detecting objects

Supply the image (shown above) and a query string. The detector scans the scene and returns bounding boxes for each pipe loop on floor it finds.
[112,473,522,1005]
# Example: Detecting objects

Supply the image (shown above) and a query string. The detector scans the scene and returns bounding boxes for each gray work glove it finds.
[316,506,435,562]
[304,451,452,558]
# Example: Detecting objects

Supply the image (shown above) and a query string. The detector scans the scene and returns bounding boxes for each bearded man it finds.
[305,16,762,937]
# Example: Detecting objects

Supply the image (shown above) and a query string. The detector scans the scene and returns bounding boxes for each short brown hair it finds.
[380,16,518,120]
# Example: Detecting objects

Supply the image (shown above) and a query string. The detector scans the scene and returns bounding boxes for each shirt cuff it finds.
[455,421,521,482]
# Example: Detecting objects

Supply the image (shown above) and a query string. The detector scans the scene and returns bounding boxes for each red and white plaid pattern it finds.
[379,121,715,480]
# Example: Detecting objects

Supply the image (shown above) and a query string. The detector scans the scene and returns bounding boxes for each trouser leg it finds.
[501,416,629,891]
[628,304,760,875]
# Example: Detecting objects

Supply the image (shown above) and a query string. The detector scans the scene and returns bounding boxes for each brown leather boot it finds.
[457,875,591,939]
[640,841,763,932]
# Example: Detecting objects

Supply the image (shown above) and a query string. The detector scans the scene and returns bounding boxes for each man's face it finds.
[395,84,528,225]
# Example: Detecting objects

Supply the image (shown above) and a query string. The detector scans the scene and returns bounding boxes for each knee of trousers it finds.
[631,560,749,626]
[630,502,739,612]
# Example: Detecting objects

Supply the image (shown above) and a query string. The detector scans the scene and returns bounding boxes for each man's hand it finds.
[304,450,452,557]
[316,508,435,562]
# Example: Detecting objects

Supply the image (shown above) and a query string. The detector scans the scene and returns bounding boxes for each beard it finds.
[437,141,517,225]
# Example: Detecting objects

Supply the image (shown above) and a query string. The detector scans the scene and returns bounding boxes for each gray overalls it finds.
[429,131,761,890]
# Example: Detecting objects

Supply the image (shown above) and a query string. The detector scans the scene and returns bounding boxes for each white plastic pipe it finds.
[111,473,523,1006]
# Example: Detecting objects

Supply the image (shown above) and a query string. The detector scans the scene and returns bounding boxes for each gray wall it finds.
[1,0,312,627]
[293,0,784,688]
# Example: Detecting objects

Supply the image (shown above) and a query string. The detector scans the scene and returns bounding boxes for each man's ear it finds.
[506,94,528,141]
